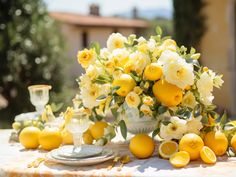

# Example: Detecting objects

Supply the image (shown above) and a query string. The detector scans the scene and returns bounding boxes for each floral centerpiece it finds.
[74,27,224,142]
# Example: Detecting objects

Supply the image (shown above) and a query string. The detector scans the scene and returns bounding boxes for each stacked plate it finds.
[46,145,117,166]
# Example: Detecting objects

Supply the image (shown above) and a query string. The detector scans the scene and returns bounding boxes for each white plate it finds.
[57,145,104,158]
[46,148,117,166]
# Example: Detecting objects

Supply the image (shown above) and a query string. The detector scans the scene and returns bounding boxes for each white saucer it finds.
[46,148,117,166]
[57,145,104,158]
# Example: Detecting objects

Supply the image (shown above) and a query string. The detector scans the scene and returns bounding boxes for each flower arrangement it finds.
[74,27,224,143]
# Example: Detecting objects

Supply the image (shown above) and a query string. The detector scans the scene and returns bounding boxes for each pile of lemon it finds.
[18,121,108,151]
[129,131,236,168]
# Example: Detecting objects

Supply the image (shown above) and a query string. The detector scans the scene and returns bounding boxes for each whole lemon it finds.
[153,79,182,107]
[61,128,73,145]
[112,74,136,96]
[179,133,204,160]
[39,127,62,151]
[90,121,108,140]
[204,131,228,156]
[129,134,155,159]
[83,129,94,144]
[144,63,163,81]
[230,134,236,153]
[19,126,41,149]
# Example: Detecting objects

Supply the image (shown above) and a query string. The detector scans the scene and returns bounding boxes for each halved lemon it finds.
[169,151,190,168]
[200,146,217,164]
[158,140,178,159]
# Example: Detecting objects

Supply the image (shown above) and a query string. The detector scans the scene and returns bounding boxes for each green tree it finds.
[173,0,206,49]
[0,0,65,126]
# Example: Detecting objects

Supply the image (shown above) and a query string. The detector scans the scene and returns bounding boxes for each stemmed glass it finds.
[28,85,51,114]
[66,110,91,154]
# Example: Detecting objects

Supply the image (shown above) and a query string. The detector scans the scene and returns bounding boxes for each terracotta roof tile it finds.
[50,12,149,28]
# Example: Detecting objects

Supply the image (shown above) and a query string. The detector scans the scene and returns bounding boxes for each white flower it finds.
[157,50,183,66]
[208,70,224,89]
[160,116,187,140]
[137,36,146,43]
[79,74,91,88]
[80,83,110,109]
[181,91,197,109]
[147,39,156,52]
[125,91,141,108]
[129,51,150,74]
[86,65,99,80]
[107,33,127,51]
[197,72,214,105]
[162,53,194,89]
[186,116,203,134]
[110,48,129,67]
[100,48,111,59]
[140,104,152,116]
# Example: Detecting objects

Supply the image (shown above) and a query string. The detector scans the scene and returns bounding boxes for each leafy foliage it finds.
[0,0,66,125]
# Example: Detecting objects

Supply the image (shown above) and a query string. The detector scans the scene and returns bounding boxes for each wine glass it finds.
[28,85,51,114]
[66,111,91,154]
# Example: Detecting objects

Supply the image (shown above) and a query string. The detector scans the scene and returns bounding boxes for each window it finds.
[82,31,88,48]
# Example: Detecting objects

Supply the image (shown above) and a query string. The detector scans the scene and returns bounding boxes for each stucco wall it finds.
[200,0,235,114]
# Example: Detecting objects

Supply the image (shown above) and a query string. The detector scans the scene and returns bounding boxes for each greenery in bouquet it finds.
[74,27,224,142]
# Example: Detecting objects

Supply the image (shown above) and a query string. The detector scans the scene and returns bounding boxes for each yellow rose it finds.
[140,104,152,116]
[77,49,96,68]
[162,39,177,52]
[143,96,154,106]
[125,91,141,108]
[133,86,143,95]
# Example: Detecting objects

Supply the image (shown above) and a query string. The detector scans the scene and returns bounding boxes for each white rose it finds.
[157,50,183,66]
[125,91,141,108]
[186,116,203,134]
[163,57,194,89]
[147,39,156,52]
[160,116,187,140]
[107,33,127,51]
[129,51,150,74]
[100,48,111,59]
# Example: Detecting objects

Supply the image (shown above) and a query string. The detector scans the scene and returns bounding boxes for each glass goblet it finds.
[28,85,51,114]
[66,112,90,154]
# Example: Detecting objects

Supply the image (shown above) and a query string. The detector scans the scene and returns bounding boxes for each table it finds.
[0,129,236,177]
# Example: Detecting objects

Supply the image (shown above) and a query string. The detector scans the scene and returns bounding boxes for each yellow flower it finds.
[140,104,152,116]
[138,43,148,53]
[77,49,96,68]
[110,48,129,67]
[133,86,143,95]
[143,96,154,106]
[105,60,115,73]
[181,91,197,109]
[64,107,74,125]
[161,39,177,52]
[86,65,99,80]
[125,91,141,108]
[129,51,150,75]
[107,33,127,51]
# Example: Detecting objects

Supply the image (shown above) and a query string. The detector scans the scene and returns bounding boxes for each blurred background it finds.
[1,0,235,128]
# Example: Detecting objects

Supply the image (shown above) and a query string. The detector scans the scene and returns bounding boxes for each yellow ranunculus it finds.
[125,91,141,108]
[143,96,154,106]
[140,104,152,116]
[77,49,96,68]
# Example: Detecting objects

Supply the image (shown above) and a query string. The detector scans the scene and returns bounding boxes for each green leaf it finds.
[155,26,162,36]
[190,47,196,54]
[90,42,100,54]
[111,86,120,94]
[193,104,201,117]
[158,106,168,114]
[152,128,160,138]
[96,95,107,101]
[119,120,127,139]
[201,115,208,124]
[111,108,119,119]
[220,111,228,129]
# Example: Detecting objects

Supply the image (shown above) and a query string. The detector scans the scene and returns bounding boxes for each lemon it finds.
[129,134,155,159]
[83,129,94,144]
[89,121,108,140]
[39,127,62,151]
[169,151,190,168]
[200,146,217,164]
[179,133,204,160]
[112,74,136,96]
[19,126,41,149]
[153,79,183,107]
[230,134,236,153]
[144,63,162,81]
[158,140,178,159]
[61,128,73,145]
[204,131,228,156]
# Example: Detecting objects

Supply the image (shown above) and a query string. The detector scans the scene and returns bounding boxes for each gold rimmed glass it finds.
[28,85,51,114]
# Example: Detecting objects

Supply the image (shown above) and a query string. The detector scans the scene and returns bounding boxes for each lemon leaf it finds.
[119,120,127,139]
[155,26,162,36]
[152,128,160,138]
